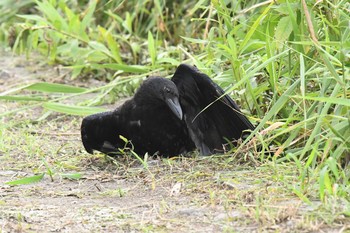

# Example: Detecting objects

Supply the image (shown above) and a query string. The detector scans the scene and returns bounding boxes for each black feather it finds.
[172,64,255,155]
[81,65,254,157]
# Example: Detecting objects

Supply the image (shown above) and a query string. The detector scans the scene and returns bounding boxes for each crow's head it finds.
[81,112,118,155]
[135,77,183,120]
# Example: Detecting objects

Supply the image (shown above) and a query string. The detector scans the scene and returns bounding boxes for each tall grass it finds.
[0,0,349,202]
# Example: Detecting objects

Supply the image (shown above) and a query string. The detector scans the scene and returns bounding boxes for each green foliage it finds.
[0,0,349,203]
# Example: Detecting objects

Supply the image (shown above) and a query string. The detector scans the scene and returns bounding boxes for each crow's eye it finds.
[164,87,171,93]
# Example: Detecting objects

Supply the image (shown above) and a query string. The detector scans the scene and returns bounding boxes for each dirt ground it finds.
[0,50,349,232]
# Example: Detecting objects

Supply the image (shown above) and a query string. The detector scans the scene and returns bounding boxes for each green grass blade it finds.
[102,28,123,64]
[90,63,149,73]
[80,0,96,34]
[319,166,332,201]
[26,82,87,93]
[5,173,45,186]
[300,54,307,127]
[239,2,272,54]
[275,16,293,44]
[286,0,303,53]
[238,78,301,151]
[148,31,156,66]
[246,49,290,78]
[291,95,350,107]
[43,102,106,116]
[0,95,45,101]
[61,173,82,180]
[300,83,342,159]
[16,14,47,23]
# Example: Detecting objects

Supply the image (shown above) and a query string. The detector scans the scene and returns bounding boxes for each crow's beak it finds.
[166,97,183,120]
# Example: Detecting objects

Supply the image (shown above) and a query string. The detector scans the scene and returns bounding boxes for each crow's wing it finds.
[81,110,125,155]
[171,64,254,155]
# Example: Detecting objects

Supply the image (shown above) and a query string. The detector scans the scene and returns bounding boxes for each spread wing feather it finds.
[172,64,254,155]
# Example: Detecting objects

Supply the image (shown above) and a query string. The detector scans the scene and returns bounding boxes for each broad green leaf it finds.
[326,157,339,179]
[106,34,122,63]
[5,173,45,186]
[64,5,76,22]
[275,16,293,44]
[240,3,272,54]
[80,0,97,33]
[273,2,299,15]
[36,0,68,30]
[319,166,333,201]
[305,141,319,169]
[43,102,106,116]
[286,0,303,53]
[26,82,87,93]
[88,41,114,58]
[64,7,85,39]
[98,26,122,64]
[227,35,237,59]
[124,12,133,34]
[154,0,163,20]
[17,14,47,23]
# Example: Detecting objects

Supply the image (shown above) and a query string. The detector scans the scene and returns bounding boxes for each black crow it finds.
[81,64,254,157]
[81,77,195,157]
